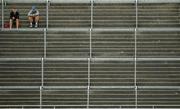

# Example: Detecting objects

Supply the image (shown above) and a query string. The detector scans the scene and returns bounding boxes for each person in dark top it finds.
[9,6,20,29]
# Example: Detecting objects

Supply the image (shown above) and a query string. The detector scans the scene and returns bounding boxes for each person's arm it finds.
[10,11,13,19]
[9,11,13,29]
[16,12,20,19]
[28,10,33,16]
[34,10,39,16]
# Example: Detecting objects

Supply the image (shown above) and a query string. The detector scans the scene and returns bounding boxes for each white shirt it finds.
[28,9,39,16]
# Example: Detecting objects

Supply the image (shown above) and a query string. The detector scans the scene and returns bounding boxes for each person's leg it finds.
[35,16,40,23]
[28,16,33,23]
[16,19,19,29]
[35,16,40,27]
[9,19,12,29]
[28,16,33,27]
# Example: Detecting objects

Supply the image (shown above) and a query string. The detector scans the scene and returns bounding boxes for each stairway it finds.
[44,59,88,86]
[0,30,44,58]
[138,89,180,106]
[90,88,135,107]
[92,29,134,58]
[137,30,180,58]
[138,3,180,27]
[91,60,134,86]
[137,60,180,86]
[94,3,136,28]
[0,1,180,109]
[47,29,90,58]
[0,59,41,86]
[0,89,40,106]
[49,3,91,28]
[42,88,87,106]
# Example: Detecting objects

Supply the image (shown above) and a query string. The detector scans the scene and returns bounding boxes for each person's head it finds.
[32,5,36,10]
[12,5,17,13]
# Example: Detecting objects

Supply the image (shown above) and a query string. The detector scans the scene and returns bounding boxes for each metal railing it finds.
[0,0,180,108]
[135,0,138,108]
[0,105,180,109]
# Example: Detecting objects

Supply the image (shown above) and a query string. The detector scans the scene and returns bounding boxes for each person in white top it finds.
[28,6,40,28]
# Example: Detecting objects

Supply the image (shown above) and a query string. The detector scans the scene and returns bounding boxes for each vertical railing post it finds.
[87,0,93,108]
[91,0,93,29]
[134,27,137,89]
[136,0,138,29]
[90,28,92,59]
[41,58,44,87]
[40,57,44,109]
[90,0,93,59]
[44,28,47,58]
[152,105,155,109]
[2,0,4,29]
[135,0,138,87]
[135,86,138,109]
[87,58,91,109]
[46,0,49,29]
[135,0,138,108]
[40,86,42,109]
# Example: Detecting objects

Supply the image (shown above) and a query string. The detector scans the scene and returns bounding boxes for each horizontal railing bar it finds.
[0,86,180,89]
[138,28,180,32]
[1,28,45,32]
[0,86,40,89]
[138,86,180,89]
[0,58,41,61]
[1,58,180,61]
[91,86,135,89]
[139,0,180,3]
[5,0,46,3]
[1,105,180,107]
[45,58,88,61]
[44,86,87,89]
[93,28,135,32]
[95,0,135,3]
[47,28,90,32]
[138,58,180,61]
[3,0,180,3]
[1,28,180,32]
[91,58,134,61]
[50,0,91,3]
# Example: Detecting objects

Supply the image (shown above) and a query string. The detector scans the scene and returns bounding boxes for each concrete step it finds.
[90,88,135,106]
[138,3,180,27]
[137,31,180,58]
[92,31,134,58]
[49,3,91,28]
[0,31,44,58]
[94,3,135,28]
[0,88,179,108]
[47,30,90,58]
[91,60,134,86]
[138,89,180,105]
[0,60,41,86]
[0,89,40,105]
[44,60,88,86]
[137,60,180,86]
[42,89,87,105]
